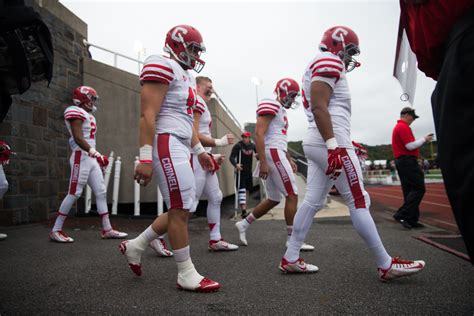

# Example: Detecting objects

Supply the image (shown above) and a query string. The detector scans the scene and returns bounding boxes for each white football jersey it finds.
[256,98,288,151]
[64,105,96,152]
[302,51,352,148]
[140,55,197,144]
[194,95,213,152]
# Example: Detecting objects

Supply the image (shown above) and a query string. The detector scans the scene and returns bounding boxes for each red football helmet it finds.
[164,25,206,73]
[319,26,360,72]
[274,78,300,109]
[72,86,98,111]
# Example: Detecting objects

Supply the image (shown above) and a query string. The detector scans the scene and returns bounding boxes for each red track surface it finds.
[366,182,459,233]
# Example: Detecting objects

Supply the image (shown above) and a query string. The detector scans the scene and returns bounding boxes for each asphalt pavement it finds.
[1,202,473,314]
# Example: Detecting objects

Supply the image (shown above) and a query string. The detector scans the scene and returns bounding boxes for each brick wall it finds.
[0,1,88,225]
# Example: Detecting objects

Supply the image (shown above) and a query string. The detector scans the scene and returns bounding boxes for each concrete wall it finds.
[0,0,88,225]
[86,59,242,204]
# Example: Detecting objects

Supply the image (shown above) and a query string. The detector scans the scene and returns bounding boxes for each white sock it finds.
[286,225,293,242]
[133,225,159,251]
[52,212,68,232]
[99,212,112,231]
[284,201,318,262]
[241,213,256,229]
[350,208,392,269]
[174,245,190,263]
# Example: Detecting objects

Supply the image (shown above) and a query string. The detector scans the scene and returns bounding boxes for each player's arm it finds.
[191,126,214,171]
[286,151,298,173]
[135,82,168,185]
[255,115,273,179]
[192,111,234,147]
[69,119,92,152]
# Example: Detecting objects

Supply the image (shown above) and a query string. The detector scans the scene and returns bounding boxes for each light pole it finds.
[133,40,146,74]
[251,76,261,106]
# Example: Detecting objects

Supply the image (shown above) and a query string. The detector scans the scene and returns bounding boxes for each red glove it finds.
[96,155,109,170]
[0,141,12,165]
[326,148,343,180]
[352,141,368,160]
[207,153,220,173]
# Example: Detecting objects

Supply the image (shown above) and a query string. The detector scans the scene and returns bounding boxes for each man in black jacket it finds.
[229,132,256,218]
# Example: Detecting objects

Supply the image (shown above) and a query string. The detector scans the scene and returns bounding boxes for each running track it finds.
[366,182,459,233]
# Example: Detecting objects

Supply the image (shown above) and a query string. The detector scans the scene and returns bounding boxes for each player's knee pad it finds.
[209,190,223,205]
[238,188,246,205]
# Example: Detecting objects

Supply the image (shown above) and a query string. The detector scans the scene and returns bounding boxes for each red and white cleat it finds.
[150,238,174,257]
[208,239,239,251]
[177,277,221,293]
[119,240,142,276]
[50,231,74,243]
[279,257,319,274]
[101,229,128,239]
[378,256,425,282]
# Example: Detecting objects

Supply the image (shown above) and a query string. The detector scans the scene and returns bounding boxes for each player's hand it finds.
[290,159,298,173]
[226,134,235,145]
[134,162,153,186]
[235,163,243,172]
[424,133,434,142]
[0,141,12,165]
[198,152,215,172]
[214,154,225,166]
[326,148,343,180]
[96,155,109,168]
[259,161,269,180]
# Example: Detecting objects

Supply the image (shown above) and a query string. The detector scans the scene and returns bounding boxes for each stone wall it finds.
[0,1,88,225]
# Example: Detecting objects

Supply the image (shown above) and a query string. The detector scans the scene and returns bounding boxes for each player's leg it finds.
[281,146,330,273]
[88,162,127,239]
[50,151,89,243]
[237,172,249,217]
[204,172,238,251]
[0,164,8,198]
[336,148,424,281]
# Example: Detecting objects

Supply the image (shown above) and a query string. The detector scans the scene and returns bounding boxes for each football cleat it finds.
[234,221,248,246]
[101,229,128,239]
[119,240,142,276]
[378,256,425,282]
[177,277,221,293]
[286,241,315,251]
[0,233,7,241]
[150,238,174,257]
[50,231,74,243]
[279,257,319,274]
[208,239,239,251]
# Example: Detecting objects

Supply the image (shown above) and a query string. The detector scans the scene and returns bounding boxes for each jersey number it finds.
[186,87,197,115]
[282,116,288,135]
[90,121,97,139]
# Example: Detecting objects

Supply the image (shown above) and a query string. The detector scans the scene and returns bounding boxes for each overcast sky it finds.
[60,0,437,146]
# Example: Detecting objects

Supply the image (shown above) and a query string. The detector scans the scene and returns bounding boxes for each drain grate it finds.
[415,234,470,262]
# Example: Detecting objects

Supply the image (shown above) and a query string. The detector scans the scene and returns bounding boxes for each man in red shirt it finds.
[392,107,433,229]
[400,0,474,263]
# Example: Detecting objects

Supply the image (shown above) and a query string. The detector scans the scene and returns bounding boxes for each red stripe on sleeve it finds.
[310,58,344,70]
[143,63,174,74]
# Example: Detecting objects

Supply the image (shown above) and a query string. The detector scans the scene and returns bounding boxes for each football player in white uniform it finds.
[281,26,425,281]
[234,79,314,252]
[120,25,220,292]
[0,140,12,241]
[190,76,238,251]
[50,86,128,243]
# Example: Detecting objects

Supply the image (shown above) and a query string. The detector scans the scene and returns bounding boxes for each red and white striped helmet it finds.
[164,25,206,73]
[319,26,360,72]
[72,86,98,111]
[274,78,300,109]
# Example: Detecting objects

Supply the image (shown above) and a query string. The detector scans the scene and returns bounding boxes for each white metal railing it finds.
[83,40,243,132]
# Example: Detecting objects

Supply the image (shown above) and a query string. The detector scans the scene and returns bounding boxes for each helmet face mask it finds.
[164,25,206,73]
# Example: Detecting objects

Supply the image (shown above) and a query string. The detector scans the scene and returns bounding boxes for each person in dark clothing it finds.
[400,0,474,263]
[229,131,256,218]
[392,107,433,229]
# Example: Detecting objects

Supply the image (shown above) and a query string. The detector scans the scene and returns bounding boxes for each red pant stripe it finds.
[69,151,82,195]
[270,148,295,195]
[157,134,183,209]
[340,148,366,208]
